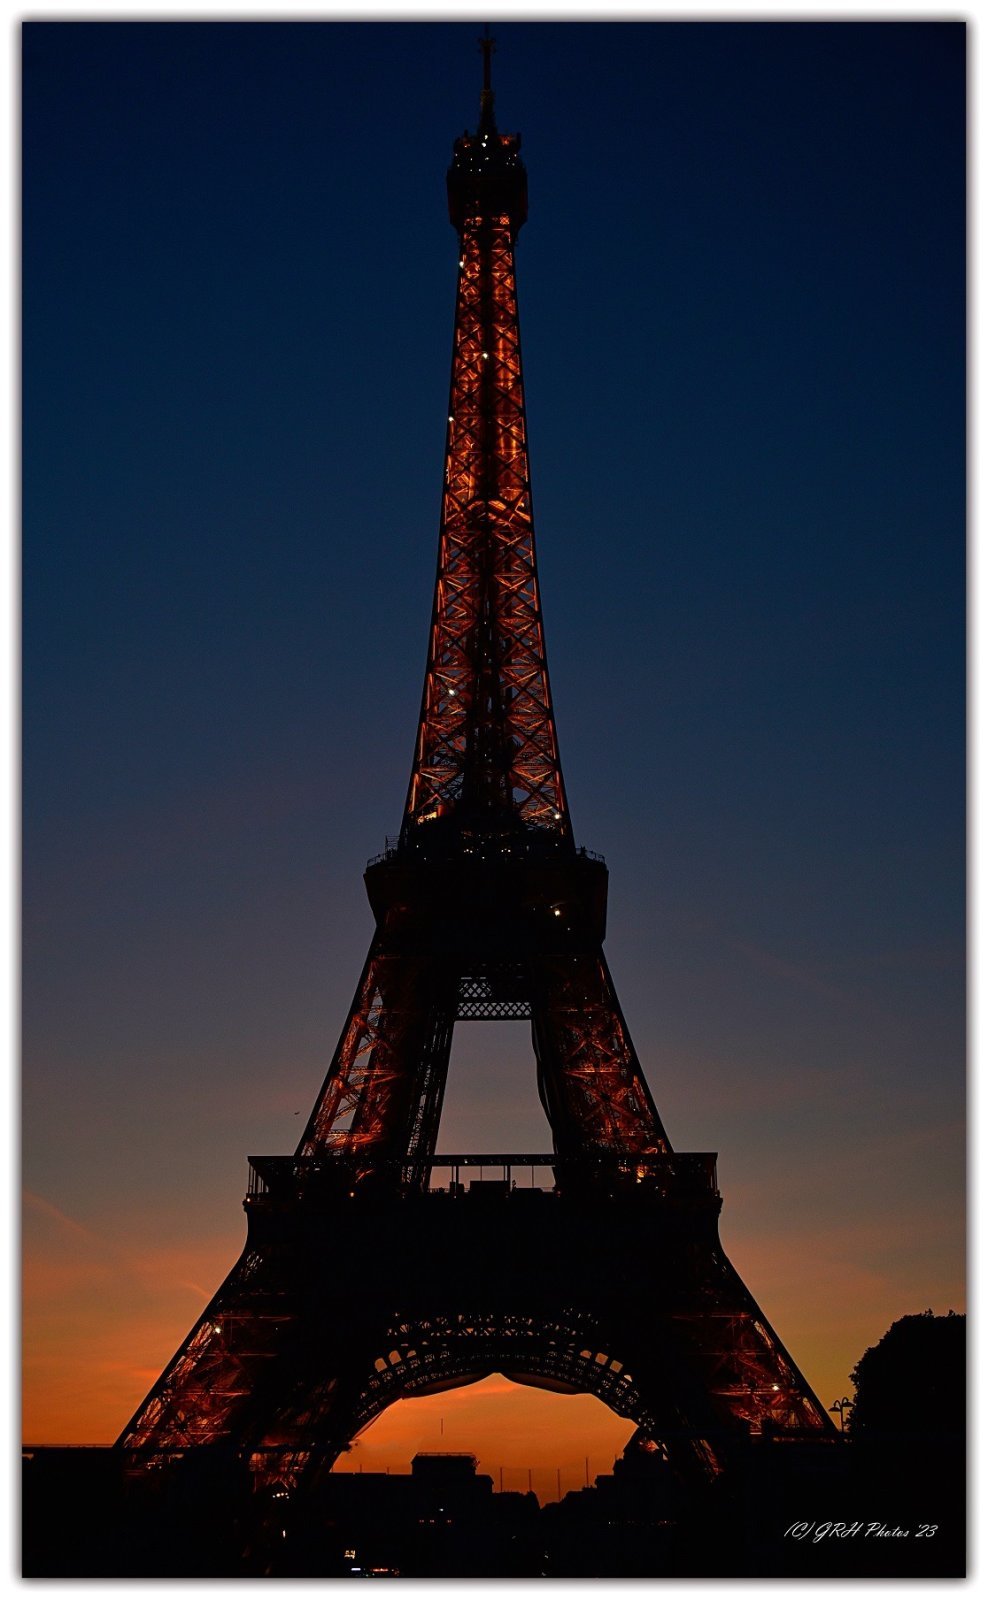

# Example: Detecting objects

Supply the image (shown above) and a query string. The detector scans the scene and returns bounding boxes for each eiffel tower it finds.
[118,39,834,1499]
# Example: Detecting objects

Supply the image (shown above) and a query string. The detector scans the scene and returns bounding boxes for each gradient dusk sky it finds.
[23,19,964,1480]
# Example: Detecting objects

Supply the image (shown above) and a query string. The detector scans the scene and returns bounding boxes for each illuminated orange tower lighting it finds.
[118,38,835,1520]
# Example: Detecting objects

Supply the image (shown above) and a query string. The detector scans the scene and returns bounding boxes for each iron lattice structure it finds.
[404,134,566,840]
[118,49,835,1516]
[290,65,667,1177]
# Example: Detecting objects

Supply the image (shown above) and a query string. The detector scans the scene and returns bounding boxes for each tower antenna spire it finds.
[478,26,497,133]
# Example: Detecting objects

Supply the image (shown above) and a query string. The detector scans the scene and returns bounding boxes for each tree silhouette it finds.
[849,1309,964,1440]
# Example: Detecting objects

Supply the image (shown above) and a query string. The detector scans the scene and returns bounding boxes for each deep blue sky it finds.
[23,21,964,1437]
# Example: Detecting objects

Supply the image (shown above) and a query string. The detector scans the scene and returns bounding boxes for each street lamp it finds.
[829,1396,852,1432]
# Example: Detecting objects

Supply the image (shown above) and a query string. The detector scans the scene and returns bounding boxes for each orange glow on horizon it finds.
[23,1113,959,1465]
[23,1179,965,1458]
[331,1374,635,1503]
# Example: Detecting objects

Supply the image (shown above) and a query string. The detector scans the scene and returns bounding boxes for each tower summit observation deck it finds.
[447,37,527,236]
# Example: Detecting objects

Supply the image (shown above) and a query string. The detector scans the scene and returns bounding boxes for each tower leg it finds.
[298,940,456,1186]
[531,952,670,1162]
